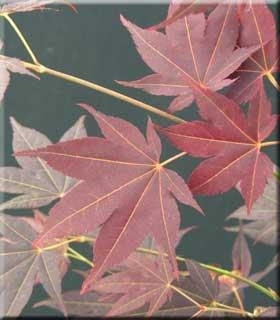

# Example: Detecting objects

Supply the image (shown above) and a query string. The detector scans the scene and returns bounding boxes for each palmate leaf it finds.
[228,4,279,103]
[0,116,86,210]
[225,174,278,246]
[16,104,201,291]
[118,4,258,113]
[92,251,175,316]
[0,40,37,102]
[0,212,67,317]
[160,83,277,213]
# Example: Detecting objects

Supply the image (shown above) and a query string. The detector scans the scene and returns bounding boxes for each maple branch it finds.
[2,13,186,123]
[2,14,40,65]
[261,140,280,148]
[132,247,279,302]
[199,263,279,303]
[22,62,186,123]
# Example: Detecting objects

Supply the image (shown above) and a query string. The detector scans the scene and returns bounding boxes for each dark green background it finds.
[1,4,278,316]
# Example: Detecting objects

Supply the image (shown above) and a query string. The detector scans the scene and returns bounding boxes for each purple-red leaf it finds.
[92,251,175,316]
[16,105,201,287]
[231,224,252,278]
[118,4,258,113]
[160,84,277,213]
[227,4,278,103]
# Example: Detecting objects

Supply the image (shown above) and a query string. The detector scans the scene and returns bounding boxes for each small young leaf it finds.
[231,224,252,277]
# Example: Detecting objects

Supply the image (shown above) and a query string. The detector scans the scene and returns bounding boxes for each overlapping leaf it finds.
[0,40,37,102]
[153,259,221,317]
[0,116,86,210]
[225,174,278,245]
[218,227,278,305]
[228,4,279,103]
[92,251,175,316]
[118,4,258,113]
[0,212,67,317]
[34,290,112,316]
[148,1,216,31]
[160,83,277,213]
[16,104,201,289]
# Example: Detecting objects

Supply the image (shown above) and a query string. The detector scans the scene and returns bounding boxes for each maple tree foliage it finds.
[0,0,278,317]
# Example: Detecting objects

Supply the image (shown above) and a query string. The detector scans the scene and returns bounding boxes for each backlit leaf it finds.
[0,212,67,317]
[0,116,86,210]
[225,174,278,245]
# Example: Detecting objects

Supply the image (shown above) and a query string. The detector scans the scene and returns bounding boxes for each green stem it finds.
[199,263,279,302]
[67,246,93,267]
[134,247,279,302]
[2,14,40,65]
[2,14,186,123]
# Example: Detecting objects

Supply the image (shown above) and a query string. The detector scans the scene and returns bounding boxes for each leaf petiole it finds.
[2,13,40,65]
[67,246,93,267]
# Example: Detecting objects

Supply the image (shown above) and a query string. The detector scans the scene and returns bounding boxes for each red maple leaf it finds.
[227,4,279,103]
[16,105,201,287]
[92,251,175,316]
[117,4,258,113]
[160,83,277,213]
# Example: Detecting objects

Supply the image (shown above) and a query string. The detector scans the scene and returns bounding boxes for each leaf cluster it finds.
[0,0,278,317]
